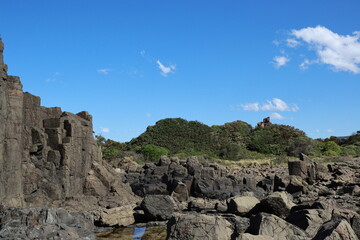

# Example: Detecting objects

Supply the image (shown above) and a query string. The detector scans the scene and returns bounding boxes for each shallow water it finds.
[96,226,166,240]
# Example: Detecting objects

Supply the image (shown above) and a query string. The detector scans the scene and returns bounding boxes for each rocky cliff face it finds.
[0,38,136,209]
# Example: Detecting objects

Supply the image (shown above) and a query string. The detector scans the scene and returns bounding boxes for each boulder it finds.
[141,195,177,221]
[167,213,233,240]
[171,181,189,202]
[99,205,135,227]
[0,207,95,239]
[286,209,332,237]
[227,196,260,216]
[313,219,359,240]
[248,213,310,240]
[255,191,295,218]
[237,233,274,240]
[288,153,318,184]
[188,198,219,212]
[352,215,360,238]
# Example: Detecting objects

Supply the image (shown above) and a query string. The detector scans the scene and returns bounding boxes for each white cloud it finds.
[290,26,360,73]
[272,40,280,46]
[286,38,300,48]
[156,60,176,77]
[241,103,260,111]
[326,129,334,133]
[270,112,285,120]
[299,59,317,70]
[145,113,152,118]
[261,98,299,112]
[101,127,110,133]
[97,69,111,75]
[140,50,145,57]
[242,98,299,112]
[273,56,290,69]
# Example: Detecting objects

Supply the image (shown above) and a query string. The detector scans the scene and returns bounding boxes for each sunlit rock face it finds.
[0,38,137,209]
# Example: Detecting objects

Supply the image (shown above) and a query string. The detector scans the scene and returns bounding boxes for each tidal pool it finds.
[96,225,167,240]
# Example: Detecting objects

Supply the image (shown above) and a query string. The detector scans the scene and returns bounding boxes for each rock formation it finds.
[257,117,272,128]
[0,37,137,210]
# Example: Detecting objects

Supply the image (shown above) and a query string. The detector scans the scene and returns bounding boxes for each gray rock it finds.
[167,212,233,240]
[313,219,359,240]
[0,207,95,240]
[227,196,260,216]
[237,233,274,240]
[286,209,332,237]
[141,195,177,221]
[0,38,138,210]
[256,191,295,218]
[248,213,310,240]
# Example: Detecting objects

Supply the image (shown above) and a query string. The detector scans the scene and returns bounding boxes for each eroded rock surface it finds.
[0,38,137,210]
[0,207,95,239]
[167,212,233,240]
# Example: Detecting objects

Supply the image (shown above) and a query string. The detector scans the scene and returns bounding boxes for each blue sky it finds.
[1,0,359,142]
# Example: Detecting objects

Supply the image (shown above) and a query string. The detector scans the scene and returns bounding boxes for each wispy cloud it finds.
[289,26,360,73]
[326,129,335,133]
[273,56,290,69]
[270,112,285,120]
[97,69,111,75]
[241,103,259,111]
[286,38,300,48]
[100,127,110,133]
[156,60,176,77]
[145,113,152,118]
[241,98,299,112]
[129,68,144,78]
[45,72,60,82]
[140,50,146,57]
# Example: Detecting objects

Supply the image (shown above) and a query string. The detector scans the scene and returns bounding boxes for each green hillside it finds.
[96,118,360,164]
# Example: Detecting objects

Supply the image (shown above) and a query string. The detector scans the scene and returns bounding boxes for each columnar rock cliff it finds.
[0,38,136,209]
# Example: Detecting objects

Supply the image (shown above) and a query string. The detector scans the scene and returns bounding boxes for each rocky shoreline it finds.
[0,38,359,239]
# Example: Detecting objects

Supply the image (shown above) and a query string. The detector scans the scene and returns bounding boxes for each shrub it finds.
[137,144,170,162]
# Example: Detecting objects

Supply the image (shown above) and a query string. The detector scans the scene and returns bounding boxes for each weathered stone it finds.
[0,207,95,239]
[0,38,138,211]
[313,219,359,240]
[227,196,260,216]
[141,195,177,221]
[171,181,189,202]
[288,154,318,184]
[352,215,360,238]
[248,213,310,240]
[167,213,233,240]
[237,233,274,240]
[256,191,295,218]
[99,205,135,227]
[286,209,332,237]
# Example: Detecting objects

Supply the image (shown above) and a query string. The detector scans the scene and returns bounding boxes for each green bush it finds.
[130,118,215,155]
[95,135,125,160]
[137,144,170,162]
[316,141,341,156]
[248,124,313,156]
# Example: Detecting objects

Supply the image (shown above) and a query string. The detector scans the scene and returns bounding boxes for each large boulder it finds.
[141,195,177,221]
[255,191,295,218]
[286,209,332,237]
[167,213,233,240]
[98,205,135,227]
[288,153,318,184]
[248,213,310,240]
[352,215,360,238]
[313,219,359,240]
[0,207,95,239]
[227,196,260,216]
[237,233,274,240]
[171,181,189,202]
